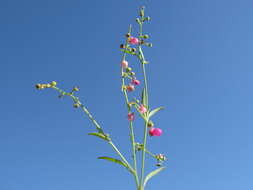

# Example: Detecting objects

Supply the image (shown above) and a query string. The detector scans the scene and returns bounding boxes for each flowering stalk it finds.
[121,25,139,187]
[35,4,166,190]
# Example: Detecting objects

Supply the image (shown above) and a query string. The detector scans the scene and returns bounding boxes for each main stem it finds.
[138,20,150,187]
[121,25,139,188]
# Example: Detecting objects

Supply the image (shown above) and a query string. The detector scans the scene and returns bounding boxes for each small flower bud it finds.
[126,67,132,73]
[132,79,140,86]
[50,81,57,87]
[145,16,151,21]
[149,128,163,137]
[130,72,135,76]
[131,48,136,52]
[129,37,139,45]
[156,154,166,161]
[147,43,153,47]
[140,6,145,17]
[126,33,131,38]
[122,72,128,78]
[121,60,128,69]
[140,39,145,45]
[136,18,140,23]
[143,34,149,39]
[120,44,125,49]
[147,120,154,128]
[127,84,135,92]
[73,103,80,108]
[139,104,147,114]
[128,112,134,121]
[73,87,79,92]
[35,84,42,89]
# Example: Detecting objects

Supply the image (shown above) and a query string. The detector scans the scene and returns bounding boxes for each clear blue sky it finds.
[1,0,253,189]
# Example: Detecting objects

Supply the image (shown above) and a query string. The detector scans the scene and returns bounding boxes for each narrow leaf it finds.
[143,167,165,187]
[98,157,134,174]
[148,107,164,118]
[88,132,109,141]
[141,88,147,106]
[98,156,128,168]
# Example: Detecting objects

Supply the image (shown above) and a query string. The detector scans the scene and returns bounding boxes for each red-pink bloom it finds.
[127,84,135,92]
[128,113,134,121]
[149,128,155,136]
[153,128,162,136]
[129,37,139,45]
[121,60,128,68]
[132,79,140,86]
[149,128,163,136]
[139,104,147,114]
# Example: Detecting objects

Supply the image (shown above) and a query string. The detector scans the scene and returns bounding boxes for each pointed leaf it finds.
[148,107,164,118]
[96,127,105,134]
[141,88,147,106]
[98,156,134,174]
[98,156,127,167]
[88,132,109,141]
[143,167,166,187]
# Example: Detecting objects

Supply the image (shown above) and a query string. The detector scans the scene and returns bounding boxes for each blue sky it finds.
[1,0,253,189]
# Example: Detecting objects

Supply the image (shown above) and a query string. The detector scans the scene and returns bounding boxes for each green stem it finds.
[138,11,150,186]
[51,86,134,175]
[109,141,135,173]
[120,25,139,187]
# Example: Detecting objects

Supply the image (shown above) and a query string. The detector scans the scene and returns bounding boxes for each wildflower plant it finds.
[36,5,166,190]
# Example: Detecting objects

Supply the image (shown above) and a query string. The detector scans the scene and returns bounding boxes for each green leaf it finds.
[96,127,105,134]
[88,132,109,141]
[148,107,164,118]
[143,167,165,187]
[120,49,136,55]
[98,156,134,174]
[98,156,127,167]
[141,88,147,106]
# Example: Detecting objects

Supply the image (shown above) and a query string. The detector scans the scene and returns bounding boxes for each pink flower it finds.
[132,79,140,86]
[129,37,139,45]
[139,104,147,114]
[127,84,135,92]
[128,113,134,121]
[121,60,128,68]
[149,128,163,137]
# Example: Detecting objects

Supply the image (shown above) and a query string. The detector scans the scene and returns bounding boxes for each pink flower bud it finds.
[153,128,163,136]
[129,37,139,45]
[139,104,147,114]
[149,127,155,136]
[127,84,135,92]
[132,79,140,86]
[121,60,128,68]
[149,128,163,137]
[128,113,134,121]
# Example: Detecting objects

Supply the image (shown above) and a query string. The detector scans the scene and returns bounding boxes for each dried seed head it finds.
[131,48,136,52]
[126,33,131,38]
[120,44,125,49]
[73,87,79,92]
[35,84,42,89]
[147,120,154,128]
